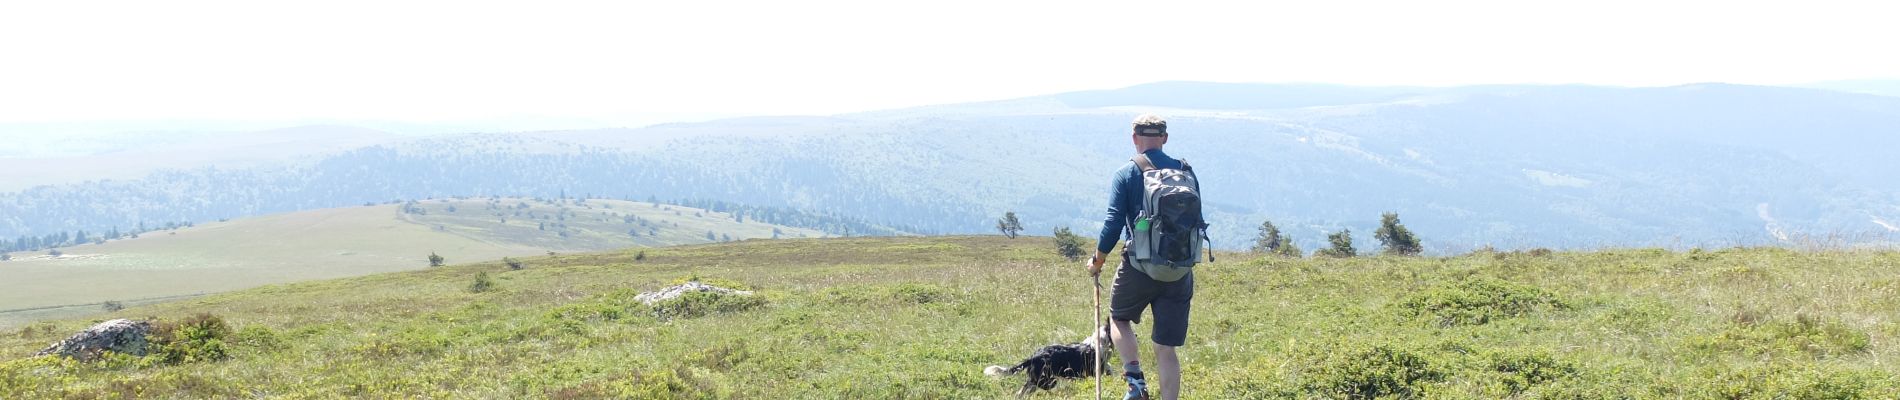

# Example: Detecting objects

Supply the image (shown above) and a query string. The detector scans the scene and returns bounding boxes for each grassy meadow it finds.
[3,236,1898,398]
[0,198,819,329]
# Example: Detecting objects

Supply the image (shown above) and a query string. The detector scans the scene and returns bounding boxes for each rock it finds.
[35,319,153,361]
[634,281,753,305]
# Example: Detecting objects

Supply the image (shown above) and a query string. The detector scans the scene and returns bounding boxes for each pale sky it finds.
[1,0,1895,125]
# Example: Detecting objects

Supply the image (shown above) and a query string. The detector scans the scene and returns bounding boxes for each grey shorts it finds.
[1109,254,1194,347]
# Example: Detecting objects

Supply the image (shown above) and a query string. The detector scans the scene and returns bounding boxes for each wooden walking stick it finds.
[1093,274,1104,400]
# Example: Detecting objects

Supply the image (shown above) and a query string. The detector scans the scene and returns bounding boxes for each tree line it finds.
[997,209,1426,259]
[1,220,194,255]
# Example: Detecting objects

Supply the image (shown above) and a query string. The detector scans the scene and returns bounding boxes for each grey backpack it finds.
[1125,154,1212,282]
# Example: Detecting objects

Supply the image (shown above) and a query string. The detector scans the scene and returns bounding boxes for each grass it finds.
[2,237,1897,398]
[0,198,820,329]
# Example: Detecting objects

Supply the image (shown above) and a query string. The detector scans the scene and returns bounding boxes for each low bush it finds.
[649,291,766,320]
[1299,344,1445,399]
[469,272,497,293]
[1689,313,1870,358]
[148,313,233,365]
[1400,277,1568,326]
[1484,349,1578,394]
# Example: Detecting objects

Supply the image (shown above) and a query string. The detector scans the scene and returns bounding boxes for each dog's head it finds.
[1083,324,1113,352]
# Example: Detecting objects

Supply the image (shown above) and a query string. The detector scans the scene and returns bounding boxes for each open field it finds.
[0,198,820,328]
[3,236,1897,398]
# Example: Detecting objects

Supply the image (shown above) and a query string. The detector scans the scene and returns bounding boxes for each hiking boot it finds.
[1122,371,1151,400]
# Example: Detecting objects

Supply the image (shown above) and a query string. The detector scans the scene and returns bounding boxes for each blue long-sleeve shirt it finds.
[1098,149,1188,254]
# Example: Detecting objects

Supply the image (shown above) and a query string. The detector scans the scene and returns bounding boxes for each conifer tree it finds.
[1375,212,1423,256]
[996,212,1024,239]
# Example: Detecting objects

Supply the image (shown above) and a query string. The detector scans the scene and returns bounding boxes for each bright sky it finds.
[1,0,1895,124]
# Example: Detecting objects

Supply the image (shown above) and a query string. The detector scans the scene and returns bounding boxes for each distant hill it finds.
[0,125,400,191]
[4,82,1899,251]
[0,197,824,327]
[1794,79,1900,98]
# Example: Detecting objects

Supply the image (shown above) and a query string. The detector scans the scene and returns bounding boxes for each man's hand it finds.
[1086,251,1107,277]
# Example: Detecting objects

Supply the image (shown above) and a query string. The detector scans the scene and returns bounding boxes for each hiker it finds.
[1087,113,1208,400]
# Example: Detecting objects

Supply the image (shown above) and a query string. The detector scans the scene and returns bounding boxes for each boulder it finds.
[634,281,753,305]
[35,319,153,361]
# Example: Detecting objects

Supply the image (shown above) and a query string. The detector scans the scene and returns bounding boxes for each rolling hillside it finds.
[2,237,1896,398]
[6,82,1900,252]
[0,198,824,328]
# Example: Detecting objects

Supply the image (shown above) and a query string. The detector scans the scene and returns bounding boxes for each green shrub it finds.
[649,291,765,320]
[545,366,722,400]
[1400,277,1568,326]
[504,257,523,270]
[1689,314,1870,358]
[1052,226,1088,261]
[1316,229,1357,258]
[888,283,954,305]
[1484,349,1578,394]
[1299,344,1444,399]
[1686,364,1889,400]
[469,272,497,293]
[148,313,233,365]
[233,325,283,351]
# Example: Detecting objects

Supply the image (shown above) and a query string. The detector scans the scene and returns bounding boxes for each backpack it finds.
[1125,154,1212,282]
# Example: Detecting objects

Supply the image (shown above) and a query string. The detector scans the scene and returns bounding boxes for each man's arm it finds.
[1090,166,1135,274]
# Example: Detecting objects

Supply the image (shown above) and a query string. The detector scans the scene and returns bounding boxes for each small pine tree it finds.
[429,252,445,267]
[1317,229,1356,258]
[635,251,647,261]
[1276,238,1303,258]
[1375,212,1423,256]
[504,257,523,270]
[1052,226,1088,261]
[996,212,1024,239]
[468,272,496,293]
[1252,220,1284,254]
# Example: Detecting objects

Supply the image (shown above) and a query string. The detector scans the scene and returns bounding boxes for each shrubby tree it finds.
[468,272,496,293]
[1316,229,1356,258]
[1052,226,1087,261]
[429,251,445,267]
[1277,238,1303,258]
[1253,220,1283,254]
[1375,212,1423,256]
[996,212,1024,239]
[504,257,523,270]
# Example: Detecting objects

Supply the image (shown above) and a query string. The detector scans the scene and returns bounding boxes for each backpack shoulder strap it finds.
[1131,154,1157,172]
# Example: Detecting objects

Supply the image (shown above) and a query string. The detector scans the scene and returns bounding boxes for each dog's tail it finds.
[984,364,1022,377]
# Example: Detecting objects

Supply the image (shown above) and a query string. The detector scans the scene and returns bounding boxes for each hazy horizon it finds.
[4,0,1897,128]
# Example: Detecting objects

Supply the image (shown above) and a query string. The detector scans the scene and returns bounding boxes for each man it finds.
[1087,113,1196,400]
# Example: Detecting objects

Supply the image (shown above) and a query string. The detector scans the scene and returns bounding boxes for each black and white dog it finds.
[984,325,1113,397]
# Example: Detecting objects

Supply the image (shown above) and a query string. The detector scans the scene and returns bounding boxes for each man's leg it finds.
[1148,273,1193,400]
[1107,257,1160,399]
[1109,317,1141,370]
[1154,344,1180,400]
